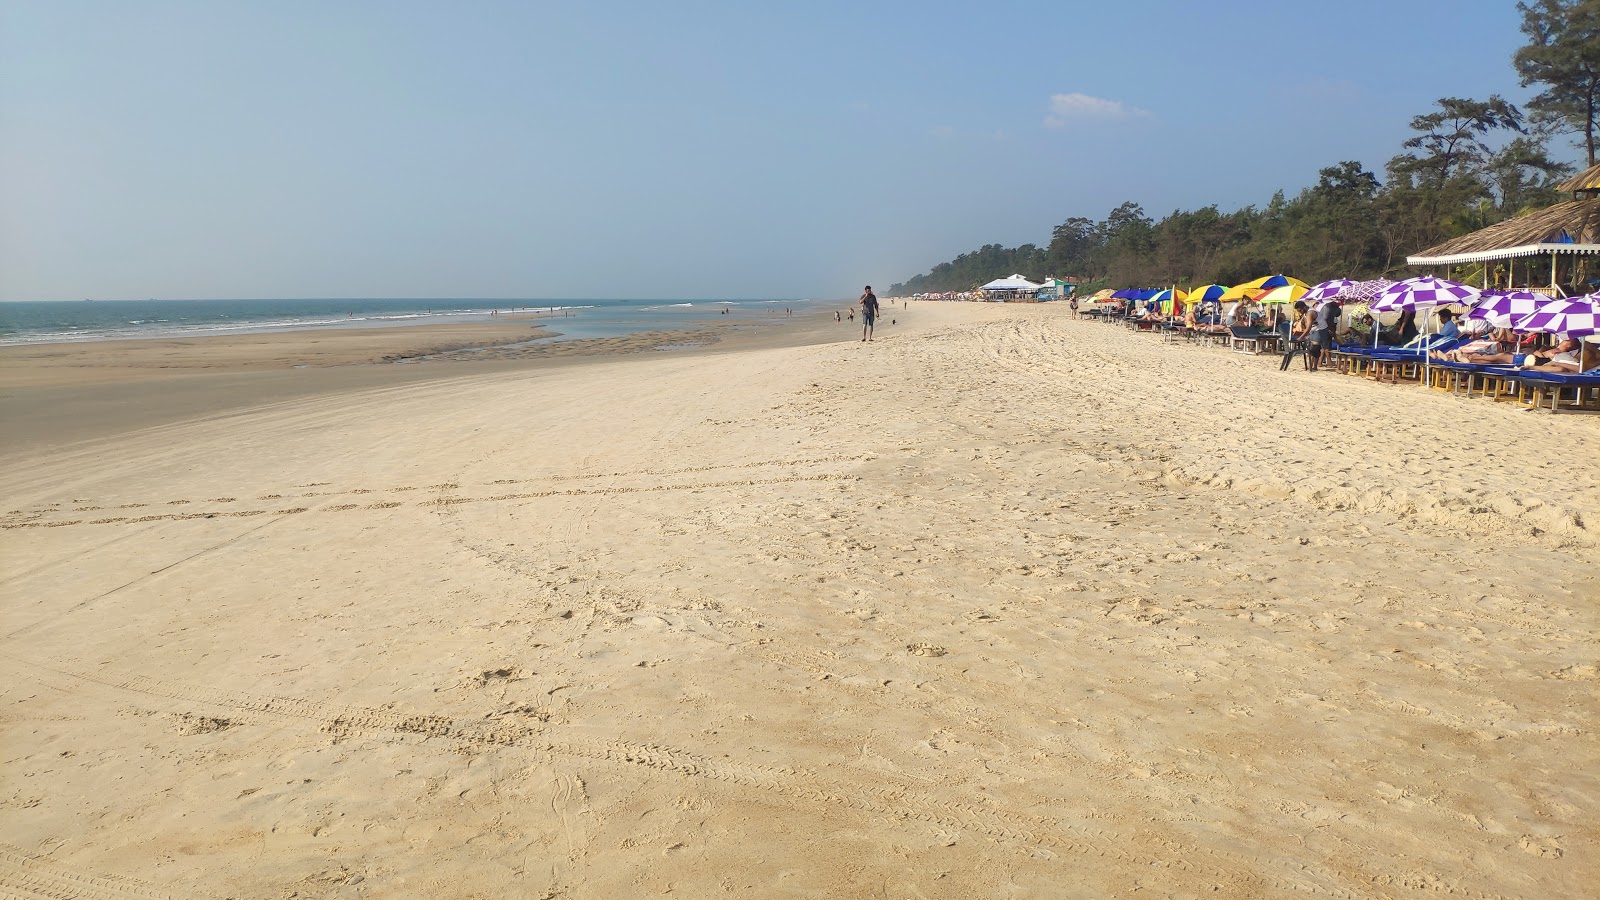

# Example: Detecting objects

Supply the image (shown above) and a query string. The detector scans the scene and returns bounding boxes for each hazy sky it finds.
[0,1,1544,301]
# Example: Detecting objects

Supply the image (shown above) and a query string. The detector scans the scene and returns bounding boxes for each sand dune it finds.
[2,301,1594,897]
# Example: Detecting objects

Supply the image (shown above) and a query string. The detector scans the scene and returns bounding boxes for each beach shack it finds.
[1407,162,1600,295]
[1035,277,1077,301]
[978,274,1044,302]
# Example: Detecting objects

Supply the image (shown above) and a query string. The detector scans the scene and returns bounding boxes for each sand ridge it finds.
[1,301,1594,897]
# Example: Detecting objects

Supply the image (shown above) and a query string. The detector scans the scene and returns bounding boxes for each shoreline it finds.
[0,308,851,456]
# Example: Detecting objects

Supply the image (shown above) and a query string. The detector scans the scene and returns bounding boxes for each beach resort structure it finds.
[1408,161,1600,292]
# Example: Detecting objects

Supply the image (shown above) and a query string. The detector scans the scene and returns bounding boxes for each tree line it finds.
[891,1,1599,295]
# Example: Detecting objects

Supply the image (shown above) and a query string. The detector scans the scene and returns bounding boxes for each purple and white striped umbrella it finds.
[1304,279,1358,303]
[1467,290,1552,329]
[1370,277,1481,313]
[1512,296,1599,337]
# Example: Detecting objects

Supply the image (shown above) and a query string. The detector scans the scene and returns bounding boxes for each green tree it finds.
[1101,202,1155,285]
[1044,216,1103,277]
[1486,136,1574,212]
[1516,0,1600,165]
[1390,96,1525,185]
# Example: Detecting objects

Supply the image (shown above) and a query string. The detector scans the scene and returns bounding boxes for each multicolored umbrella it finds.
[1219,274,1310,301]
[1513,296,1599,337]
[1303,279,1358,303]
[1369,277,1480,313]
[1186,284,1228,304]
[1148,287,1188,316]
[1254,284,1311,305]
[1467,290,1552,329]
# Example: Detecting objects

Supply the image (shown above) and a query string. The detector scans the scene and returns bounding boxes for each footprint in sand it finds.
[173,712,235,735]
[472,667,524,686]
[1517,835,1563,859]
[907,643,947,658]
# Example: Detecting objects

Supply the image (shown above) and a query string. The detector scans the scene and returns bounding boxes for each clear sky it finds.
[0,1,1550,301]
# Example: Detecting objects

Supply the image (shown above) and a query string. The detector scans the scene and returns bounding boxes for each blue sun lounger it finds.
[1500,371,1600,413]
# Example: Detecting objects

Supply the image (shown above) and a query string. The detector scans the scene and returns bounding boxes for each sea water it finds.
[0,297,821,346]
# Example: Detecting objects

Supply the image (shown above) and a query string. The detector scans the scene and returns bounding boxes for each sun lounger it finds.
[1500,371,1600,413]
[1228,326,1266,354]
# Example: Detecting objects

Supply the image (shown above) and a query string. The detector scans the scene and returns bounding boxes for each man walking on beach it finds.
[859,286,879,342]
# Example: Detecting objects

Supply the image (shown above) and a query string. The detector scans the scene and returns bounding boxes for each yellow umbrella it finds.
[1254,284,1310,305]
[1218,274,1310,301]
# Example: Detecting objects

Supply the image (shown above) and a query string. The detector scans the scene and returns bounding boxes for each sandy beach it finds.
[1,301,1595,898]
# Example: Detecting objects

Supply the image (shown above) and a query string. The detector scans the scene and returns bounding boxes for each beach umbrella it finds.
[1512,296,1599,337]
[1149,287,1188,316]
[1369,277,1481,313]
[1371,277,1484,379]
[1467,290,1552,329]
[1110,289,1139,300]
[1187,284,1228,304]
[1219,274,1310,301]
[1347,278,1396,301]
[1254,284,1310,305]
[1304,279,1358,304]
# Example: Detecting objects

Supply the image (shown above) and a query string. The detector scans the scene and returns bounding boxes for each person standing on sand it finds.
[859,286,880,341]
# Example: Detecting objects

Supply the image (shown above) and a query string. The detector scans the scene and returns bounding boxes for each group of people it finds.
[1165,295,1589,376]
[1431,331,1586,372]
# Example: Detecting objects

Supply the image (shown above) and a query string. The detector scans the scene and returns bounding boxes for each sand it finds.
[1,301,1595,898]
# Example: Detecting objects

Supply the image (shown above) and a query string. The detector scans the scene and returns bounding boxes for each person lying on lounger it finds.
[1525,339,1593,373]
[1430,328,1516,362]
[1188,306,1228,334]
[1439,337,1582,369]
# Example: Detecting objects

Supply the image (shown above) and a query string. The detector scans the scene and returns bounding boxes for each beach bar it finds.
[1407,162,1600,294]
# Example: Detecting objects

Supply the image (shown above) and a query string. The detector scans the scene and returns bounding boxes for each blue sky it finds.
[0,1,1553,301]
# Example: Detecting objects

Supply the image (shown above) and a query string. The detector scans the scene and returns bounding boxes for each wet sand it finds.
[0,312,841,453]
[1,301,1595,898]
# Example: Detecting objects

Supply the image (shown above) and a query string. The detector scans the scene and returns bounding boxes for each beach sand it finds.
[2,301,1595,897]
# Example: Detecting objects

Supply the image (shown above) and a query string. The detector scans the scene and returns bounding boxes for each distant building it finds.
[1036,277,1078,300]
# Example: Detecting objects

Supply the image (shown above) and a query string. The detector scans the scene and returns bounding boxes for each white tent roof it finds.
[980,274,1043,291]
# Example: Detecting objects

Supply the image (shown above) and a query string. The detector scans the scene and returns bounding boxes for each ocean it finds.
[0,297,821,346]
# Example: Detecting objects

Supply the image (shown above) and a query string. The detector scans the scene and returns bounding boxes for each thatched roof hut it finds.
[1406,197,1600,267]
[1556,161,1600,197]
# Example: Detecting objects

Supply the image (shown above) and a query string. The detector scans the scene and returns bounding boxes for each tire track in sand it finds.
[1,453,875,523]
[0,474,859,531]
[0,843,178,900]
[0,652,1409,898]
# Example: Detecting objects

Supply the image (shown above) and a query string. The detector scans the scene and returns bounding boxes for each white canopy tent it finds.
[980,274,1044,292]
